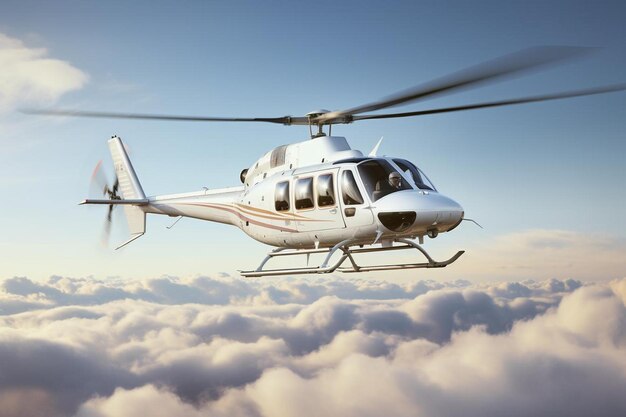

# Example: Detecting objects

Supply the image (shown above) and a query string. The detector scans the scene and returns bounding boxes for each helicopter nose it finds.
[375,191,464,234]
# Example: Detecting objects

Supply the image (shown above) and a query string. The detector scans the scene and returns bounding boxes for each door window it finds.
[357,159,411,202]
[317,174,335,207]
[393,158,436,191]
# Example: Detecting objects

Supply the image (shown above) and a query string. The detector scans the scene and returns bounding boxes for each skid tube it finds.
[239,238,464,277]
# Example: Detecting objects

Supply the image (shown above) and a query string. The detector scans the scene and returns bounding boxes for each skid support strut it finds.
[239,238,464,277]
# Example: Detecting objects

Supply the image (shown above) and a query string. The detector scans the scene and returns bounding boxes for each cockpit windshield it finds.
[357,159,412,202]
[392,159,437,191]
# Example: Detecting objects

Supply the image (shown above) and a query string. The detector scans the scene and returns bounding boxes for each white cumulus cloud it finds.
[0,33,88,112]
[0,275,625,417]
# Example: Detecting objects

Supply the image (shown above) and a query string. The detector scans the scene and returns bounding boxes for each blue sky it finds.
[0,0,625,280]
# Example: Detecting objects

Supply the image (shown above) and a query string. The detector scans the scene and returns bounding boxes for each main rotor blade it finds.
[21,109,305,125]
[316,46,594,124]
[351,84,626,121]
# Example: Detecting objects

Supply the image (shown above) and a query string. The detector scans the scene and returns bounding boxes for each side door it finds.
[294,168,346,232]
[338,167,374,228]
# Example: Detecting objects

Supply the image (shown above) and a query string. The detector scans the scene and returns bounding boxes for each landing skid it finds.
[239,238,464,277]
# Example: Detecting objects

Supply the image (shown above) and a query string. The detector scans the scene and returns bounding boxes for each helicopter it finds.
[27,46,626,277]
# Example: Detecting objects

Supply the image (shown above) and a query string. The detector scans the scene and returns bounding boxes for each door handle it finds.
[330,208,337,214]
[344,207,356,217]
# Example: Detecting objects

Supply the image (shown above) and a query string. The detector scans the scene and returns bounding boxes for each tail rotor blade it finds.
[101,212,112,248]
[100,202,119,247]
[90,160,111,197]
[112,178,119,197]
[106,204,114,222]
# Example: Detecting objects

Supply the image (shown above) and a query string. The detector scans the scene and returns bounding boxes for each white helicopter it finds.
[29,47,625,276]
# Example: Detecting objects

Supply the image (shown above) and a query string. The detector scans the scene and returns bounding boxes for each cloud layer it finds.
[1,275,625,417]
[0,33,87,112]
[438,229,626,281]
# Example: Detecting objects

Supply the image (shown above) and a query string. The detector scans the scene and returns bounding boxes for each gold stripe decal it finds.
[234,203,328,222]
[174,201,332,226]
[181,202,298,232]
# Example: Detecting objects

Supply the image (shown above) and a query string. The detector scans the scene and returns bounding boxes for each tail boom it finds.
[85,136,245,249]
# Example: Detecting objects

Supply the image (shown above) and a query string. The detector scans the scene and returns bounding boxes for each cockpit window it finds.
[357,160,411,202]
[393,159,437,191]
[341,170,364,205]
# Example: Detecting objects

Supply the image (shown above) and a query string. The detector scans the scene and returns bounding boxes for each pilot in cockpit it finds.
[388,171,402,189]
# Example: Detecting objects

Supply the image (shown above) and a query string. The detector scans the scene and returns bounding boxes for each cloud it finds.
[1,275,625,417]
[0,334,137,417]
[448,229,626,281]
[0,33,88,112]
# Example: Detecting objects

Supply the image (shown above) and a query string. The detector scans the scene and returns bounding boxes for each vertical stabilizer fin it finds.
[107,136,146,248]
[108,136,146,199]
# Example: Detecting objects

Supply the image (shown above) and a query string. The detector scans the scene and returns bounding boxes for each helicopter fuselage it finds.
[141,135,464,249]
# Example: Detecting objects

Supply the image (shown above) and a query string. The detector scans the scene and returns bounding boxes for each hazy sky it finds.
[2,3,626,416]
[0,0,625,280]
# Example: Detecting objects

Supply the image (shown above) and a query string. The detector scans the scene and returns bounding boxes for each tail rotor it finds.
[82,136,147,250]
[90,160,121,246]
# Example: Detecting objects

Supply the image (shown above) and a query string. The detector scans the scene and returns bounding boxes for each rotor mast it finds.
[306,109,334,139]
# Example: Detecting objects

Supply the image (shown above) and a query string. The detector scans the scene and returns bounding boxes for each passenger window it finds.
[341,170,364,205]
[295,177,314,210]
[317,174,335,207]
[275,181,290,211]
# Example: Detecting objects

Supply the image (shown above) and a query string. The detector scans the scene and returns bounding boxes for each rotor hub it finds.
[305,109,331,119]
